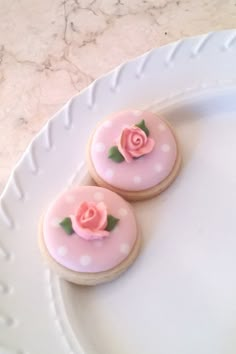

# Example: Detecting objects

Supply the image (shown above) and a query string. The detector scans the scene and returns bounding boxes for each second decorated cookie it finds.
[39,186,140,285]
[87,110,181,201]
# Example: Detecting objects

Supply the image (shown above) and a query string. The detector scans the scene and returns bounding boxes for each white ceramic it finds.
[1,29,236,354]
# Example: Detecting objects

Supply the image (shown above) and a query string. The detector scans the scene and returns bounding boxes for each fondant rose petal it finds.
[76,203,100,230]
[127,130,146,150]
[117,125,154,163]
[70,200,111,240]
[91,228,110,238]
[130,137,155,158]
[120,149,133,163]
[96,202,108,229]
[82,208,100,229]
[76,201,89,215]
[118,128,134,163]
[71,214,86,237]
[71,215,109,240]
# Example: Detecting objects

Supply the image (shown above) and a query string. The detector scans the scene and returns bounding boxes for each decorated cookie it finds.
[87,110,181,201]
[39,186,140,285]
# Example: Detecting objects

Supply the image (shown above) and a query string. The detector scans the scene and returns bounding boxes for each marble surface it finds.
[0,0,236,193]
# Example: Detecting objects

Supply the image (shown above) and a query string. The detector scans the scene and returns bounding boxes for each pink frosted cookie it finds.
[39,186,140,285]
[87,110,181,201]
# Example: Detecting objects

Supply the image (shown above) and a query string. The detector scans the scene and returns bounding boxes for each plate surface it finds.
[1,30,236,354]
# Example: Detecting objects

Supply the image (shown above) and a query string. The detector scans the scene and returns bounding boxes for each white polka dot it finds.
[103,120,112,128]
[154,163,163,173]
[118,208,128,217]
[133,110,142,117]
[80,255,92,267]
[105,169,114,180]
[51,217,62,228]
[93,240,103,248]
[120,243,130,255]
[57,246,68,257]
[94,142,105,152]
[161,144,171,152]
[113,225,120,233]
[65,194,76,203]
[158,123,166,131]
[93,192,104,201]
[133,175,142,184]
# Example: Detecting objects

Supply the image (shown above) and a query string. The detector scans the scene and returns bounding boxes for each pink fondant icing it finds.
[90,110,177,191]
[43,186,137,273]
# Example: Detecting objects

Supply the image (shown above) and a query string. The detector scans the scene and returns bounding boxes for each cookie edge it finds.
[38,218,141,286]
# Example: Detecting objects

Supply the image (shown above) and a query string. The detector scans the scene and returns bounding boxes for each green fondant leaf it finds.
[59,217,74,235]
[108,146,125,163]
[135,119,149,136]
[105,214,120,231]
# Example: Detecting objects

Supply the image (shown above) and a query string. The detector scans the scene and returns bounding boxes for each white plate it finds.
[1,29,236,354]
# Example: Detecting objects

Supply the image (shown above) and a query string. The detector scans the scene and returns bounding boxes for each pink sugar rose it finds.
[117,126,155,163]
[71,201,109,240]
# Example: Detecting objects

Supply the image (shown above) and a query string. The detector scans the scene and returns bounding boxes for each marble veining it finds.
[0,0,236,192]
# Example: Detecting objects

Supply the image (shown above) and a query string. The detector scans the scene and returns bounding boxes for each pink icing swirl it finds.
[71,201,109,240]
[118,126,155,163]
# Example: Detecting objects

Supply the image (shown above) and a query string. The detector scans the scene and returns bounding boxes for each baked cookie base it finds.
[39,223,141,286]
[87,148,181,202]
